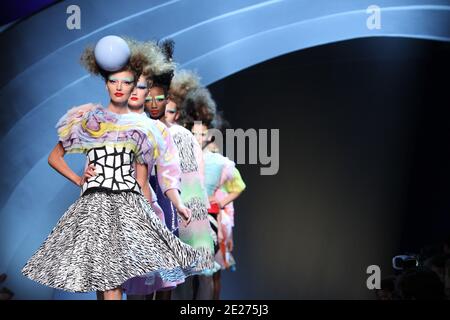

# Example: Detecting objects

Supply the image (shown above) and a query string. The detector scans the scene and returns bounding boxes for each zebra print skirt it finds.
[21,190,214,293]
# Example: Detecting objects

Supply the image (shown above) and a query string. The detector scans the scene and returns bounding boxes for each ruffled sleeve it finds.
[133,116,165,166]
[55,103,108,153]
[134,117,181,194]
[222,162,246,194]
[155,122,182,195]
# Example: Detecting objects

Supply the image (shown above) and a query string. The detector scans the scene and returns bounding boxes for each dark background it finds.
[209,37,450,299]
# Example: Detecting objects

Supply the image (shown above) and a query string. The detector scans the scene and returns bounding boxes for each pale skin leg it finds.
[155,290,172,300]
[97,288,123,300]
[195,275,214,300]
[212,271,221,300]
[103,287,123,300]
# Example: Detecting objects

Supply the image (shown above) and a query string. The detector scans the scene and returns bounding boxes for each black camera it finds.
[392,255,419,271]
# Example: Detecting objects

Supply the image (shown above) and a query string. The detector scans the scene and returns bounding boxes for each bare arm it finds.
[48,142,82,186]
[135,163,152,203]
[136,164,190,224]
[165,189,183,211]
[165,189,192,225]
[216,166,246,208]
[216,191,242,209]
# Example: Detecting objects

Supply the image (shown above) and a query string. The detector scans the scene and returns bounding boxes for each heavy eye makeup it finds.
[136,83,148,90]
[108,76,134,85]
[155,95,165,102]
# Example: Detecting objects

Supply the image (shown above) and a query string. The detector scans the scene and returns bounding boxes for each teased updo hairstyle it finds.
[150,39,176,95]
[80,37,175,86]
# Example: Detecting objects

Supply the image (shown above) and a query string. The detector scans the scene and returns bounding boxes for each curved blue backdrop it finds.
[0,0,449,299]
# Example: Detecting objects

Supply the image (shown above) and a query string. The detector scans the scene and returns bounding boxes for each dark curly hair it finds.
[151,39,176,95]
[210,110,230,133]
[168,69,201,108]
[179,87,216,130]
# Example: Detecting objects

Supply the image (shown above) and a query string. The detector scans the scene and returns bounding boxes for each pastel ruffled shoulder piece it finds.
[203,151,246,196]
[223,167,246,194]
[133,114,168,166]
[56,103,105,153]
[56,104,163,167]
[218,155,246,193]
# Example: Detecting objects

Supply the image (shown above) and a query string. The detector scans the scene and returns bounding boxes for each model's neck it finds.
[128,104,145,114]
[107,101,129,114]
[151,114,168,125]
[160,116,168,126]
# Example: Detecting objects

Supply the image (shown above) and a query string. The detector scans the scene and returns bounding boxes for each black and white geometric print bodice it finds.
[81,145,141,195]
